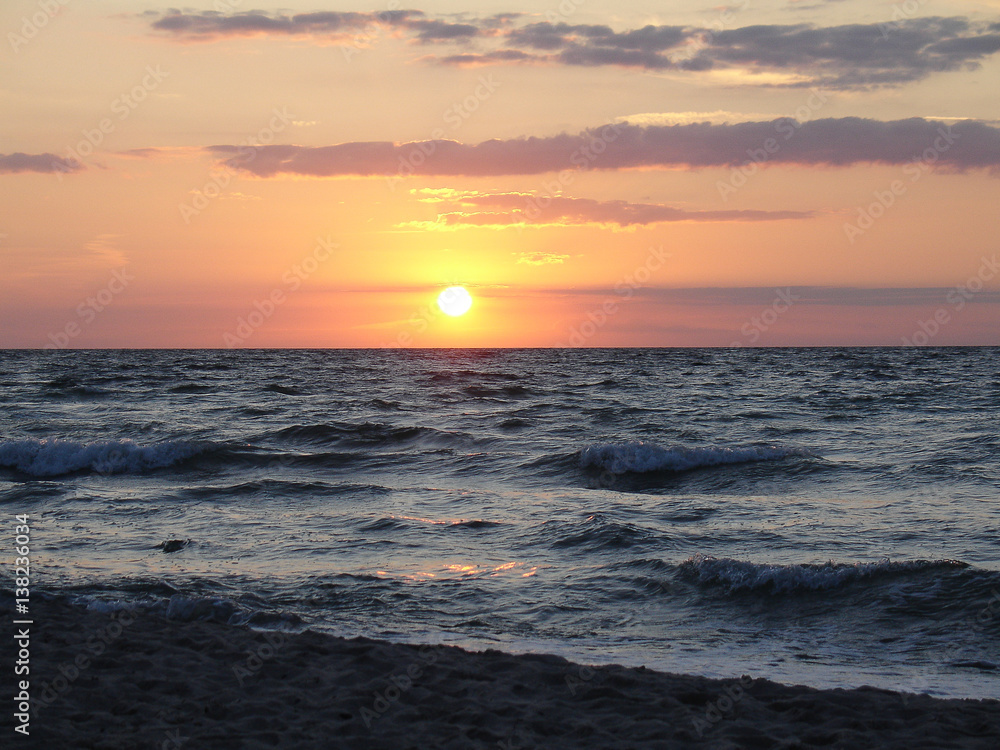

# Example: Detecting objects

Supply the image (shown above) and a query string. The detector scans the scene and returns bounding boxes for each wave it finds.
[268,422,463,448]
[359,516,502,533]
[579,441,811,474]
[44,590,304,630]
[169,383,215,394]
[462,384,531,398]
[429,370,522,383]
[0,438,212,477]
[569,378,619,388]
[541,515,667,552]
[42,377,112,398]
[678,554,970,594]
[370,398,402,410]
[172,479,391,501]
[264,383,304,396]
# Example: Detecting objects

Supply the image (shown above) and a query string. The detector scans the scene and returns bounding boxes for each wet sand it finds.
[5,597,999,749]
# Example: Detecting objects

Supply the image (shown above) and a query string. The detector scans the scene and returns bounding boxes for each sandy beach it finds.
[4,597,998,749]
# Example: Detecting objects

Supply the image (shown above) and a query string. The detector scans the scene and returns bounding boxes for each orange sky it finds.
[2,0,999,347]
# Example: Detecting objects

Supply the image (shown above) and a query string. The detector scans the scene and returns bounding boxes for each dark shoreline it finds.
[3,598,999,749]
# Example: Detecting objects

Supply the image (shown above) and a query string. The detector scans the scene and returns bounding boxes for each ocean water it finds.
[1,348,999,699]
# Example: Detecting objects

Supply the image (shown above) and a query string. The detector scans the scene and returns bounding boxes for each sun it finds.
[437,286,473,317]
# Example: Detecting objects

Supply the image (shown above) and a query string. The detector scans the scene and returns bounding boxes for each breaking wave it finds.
[0,438,213,477]
[678,554,971,594]
[579,441,811,474]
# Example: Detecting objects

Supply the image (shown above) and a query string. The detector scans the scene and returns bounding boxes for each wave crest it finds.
[679,554,969,593]
[579,441,809,474]
[269,422,457,447]
[0,438,209,477]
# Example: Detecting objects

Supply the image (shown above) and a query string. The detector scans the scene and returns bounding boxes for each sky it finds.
[1,0,999,348]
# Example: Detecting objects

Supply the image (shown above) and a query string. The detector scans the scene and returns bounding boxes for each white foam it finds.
[85,598,137,614]
[579,440,807,474]
[680,554,965,593]
[164,594,238,622]
[0,438,205,477]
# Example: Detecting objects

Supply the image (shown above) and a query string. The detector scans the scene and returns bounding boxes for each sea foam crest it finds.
[0,438,206,477]
[579,440,807,474]
[680,554,968,593]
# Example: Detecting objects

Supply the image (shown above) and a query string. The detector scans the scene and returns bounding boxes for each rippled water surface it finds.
[1,348,998,698]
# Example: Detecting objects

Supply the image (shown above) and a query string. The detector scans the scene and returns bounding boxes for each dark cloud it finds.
[571,286,1000,307]
[206,118,1000,178]
[0,153,82,175]
[785,0,850,10]
[436,49,540,66]
[925,34,1000,56]
[407,18,479,43]
[557,44,675,70]
[146,10,1000,88]
[116,147,167,158]
[149,9,428,40]
[474,12,524,29]
[605,25,690,51]
[507,22,688,53]
[480,16,1000,88]
[696,17,997,87]
[424,193,812,227]
[147,9,491,46]
[506,22,619,50]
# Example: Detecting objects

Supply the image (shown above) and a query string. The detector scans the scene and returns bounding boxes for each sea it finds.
[1,348,998,699]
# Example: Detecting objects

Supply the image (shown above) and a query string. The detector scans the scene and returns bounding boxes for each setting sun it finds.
[5,2,1000,745]
[437,286,473,317]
